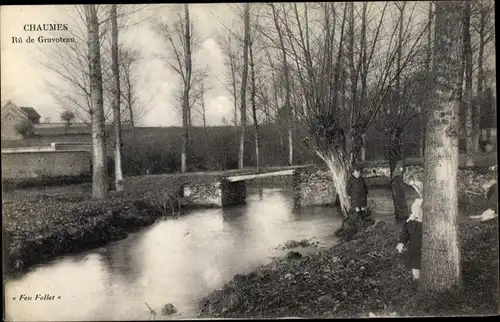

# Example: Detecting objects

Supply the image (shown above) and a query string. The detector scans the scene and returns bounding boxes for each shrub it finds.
[14,120,34,138]
[60,110,76,126]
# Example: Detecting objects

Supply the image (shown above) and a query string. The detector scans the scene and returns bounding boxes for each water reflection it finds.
[4,187,403,321]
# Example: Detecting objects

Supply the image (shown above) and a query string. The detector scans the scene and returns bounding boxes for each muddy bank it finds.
[198,219,499,318]
[3,193,178,277]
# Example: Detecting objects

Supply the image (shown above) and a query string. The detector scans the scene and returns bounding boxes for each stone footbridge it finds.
[180,159,497,209]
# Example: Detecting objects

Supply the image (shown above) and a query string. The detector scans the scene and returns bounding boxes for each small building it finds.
[1,101,41,140]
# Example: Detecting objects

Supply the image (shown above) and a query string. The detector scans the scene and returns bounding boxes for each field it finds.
[1,121,428,175]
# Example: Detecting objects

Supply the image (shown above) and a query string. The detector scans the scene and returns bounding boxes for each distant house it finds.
[2,101,134,143]
[1,101,41,140]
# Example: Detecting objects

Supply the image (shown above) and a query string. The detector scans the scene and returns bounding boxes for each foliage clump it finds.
[14,120,34,138]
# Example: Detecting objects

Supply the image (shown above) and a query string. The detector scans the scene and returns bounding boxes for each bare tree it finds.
[39,5,150,128]
[173,65,210,128]
[215,33,241,127]
[463,1,474,167]
[421,0,462,292]
[119,46,147,135]
[238,3,251,169]
[270,3,293,165]
[377,2,430,221]
[188,67,214,129]
[111,4,124,191]
[421,1,433,157]
[249,22,260,171]
[473,0,495,149]
[86,4,109,199]
[156,4,195,173]
[39,27,110,126]
[200,80,208,133]
[271,3,427,216]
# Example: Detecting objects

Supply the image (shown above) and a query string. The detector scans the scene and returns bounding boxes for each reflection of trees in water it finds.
[218,205,252,273]
[221,205,249,247]
[99,236,143,287]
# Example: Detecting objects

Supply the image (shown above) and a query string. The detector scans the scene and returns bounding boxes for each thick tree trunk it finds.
[87,5,108,199]
[238,3,250,169]
[316,150,351,217]
[420,0,462,293]
[463,2,474,167]
[111,5,124,191]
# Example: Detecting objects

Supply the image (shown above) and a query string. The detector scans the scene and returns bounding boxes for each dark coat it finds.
[347,175,368,208]
[486,183,498,210]
[399,219,422,269]
[107,156,115,178]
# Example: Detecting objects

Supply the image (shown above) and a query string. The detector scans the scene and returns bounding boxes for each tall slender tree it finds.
[421,1,433,157]
[86,4,109,199]
[421,0,462,292]
[249,26,260,171]
[157,4,193,173]
[474,0,494,150]
[181,4,192,173]
[383,1,409,222]
[270,4,293,166]
[110,4,124,191]
[238,3,250,169]
[463,1,474,167]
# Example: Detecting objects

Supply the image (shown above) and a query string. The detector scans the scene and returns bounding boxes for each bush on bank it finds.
[198,219,499,318]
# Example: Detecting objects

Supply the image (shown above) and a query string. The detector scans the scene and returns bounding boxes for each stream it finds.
[4,186,418,321]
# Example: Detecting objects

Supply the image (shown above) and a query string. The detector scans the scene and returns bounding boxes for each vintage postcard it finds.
[1,2,498,321]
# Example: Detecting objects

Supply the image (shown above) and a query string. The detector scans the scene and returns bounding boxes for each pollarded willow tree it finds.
[268,2,428,216]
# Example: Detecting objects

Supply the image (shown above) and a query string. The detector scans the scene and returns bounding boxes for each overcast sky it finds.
[1,3,495,127]
[1,4,238,127]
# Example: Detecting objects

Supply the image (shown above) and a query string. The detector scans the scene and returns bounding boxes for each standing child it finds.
[396,198,423,280]
[347,164,369,219]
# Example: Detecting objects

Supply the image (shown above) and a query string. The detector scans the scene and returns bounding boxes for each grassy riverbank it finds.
[3,196,165,277]
[2,174,200,277]
[198,218,499,318]
[1,170,296,277]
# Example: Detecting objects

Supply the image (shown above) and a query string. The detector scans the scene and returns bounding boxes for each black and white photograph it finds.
[1,1,498,320]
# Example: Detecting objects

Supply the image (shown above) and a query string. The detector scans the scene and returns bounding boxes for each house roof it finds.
[19,107,41,120]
